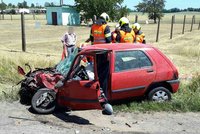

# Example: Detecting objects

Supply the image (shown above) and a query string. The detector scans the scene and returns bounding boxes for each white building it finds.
[19,8,30,14]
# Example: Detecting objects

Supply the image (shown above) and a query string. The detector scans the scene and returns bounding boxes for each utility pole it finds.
[21,12,26,52]
[1,0,4,20]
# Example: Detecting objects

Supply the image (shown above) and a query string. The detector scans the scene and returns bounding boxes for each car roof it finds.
[81,43,154,52]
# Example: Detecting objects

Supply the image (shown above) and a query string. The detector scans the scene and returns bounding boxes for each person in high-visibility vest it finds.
[132,23,146,44]
[90,13,111,45]
[115,17,135,43]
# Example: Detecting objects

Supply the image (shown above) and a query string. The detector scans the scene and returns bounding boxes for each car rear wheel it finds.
[31,88,56,114]
[148,87,171,102]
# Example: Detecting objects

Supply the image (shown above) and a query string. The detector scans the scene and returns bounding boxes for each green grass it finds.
[114,75,200,112]
[0,52,58,102]
[1,12,200,112]
[0,83,20,102]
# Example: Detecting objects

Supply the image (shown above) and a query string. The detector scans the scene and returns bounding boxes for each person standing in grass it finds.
[132,23,146,44]
[90,12,111,45]
[115,17,135,43]
[61,27,77,59]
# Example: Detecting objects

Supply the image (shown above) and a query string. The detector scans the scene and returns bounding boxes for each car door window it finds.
[69,55,95,80]
[115,50,152,72]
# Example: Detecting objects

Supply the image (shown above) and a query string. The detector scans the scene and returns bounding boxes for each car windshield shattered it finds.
[56,48,79,76]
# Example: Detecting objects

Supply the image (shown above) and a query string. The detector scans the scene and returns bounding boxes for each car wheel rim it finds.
[36,92,54,108]
[152,90,169,102]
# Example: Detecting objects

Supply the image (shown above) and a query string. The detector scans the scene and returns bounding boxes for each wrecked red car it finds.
[18,43,180,114]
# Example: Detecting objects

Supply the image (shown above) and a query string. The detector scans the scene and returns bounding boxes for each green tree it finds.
[17,2,23,8]
[44,2,50,7]
[12,5,16,8]
[0,2,7,10]
[74,0,129,21]
[135,0,165,23]
[8,3,13,8]
[22,1,28,8]
[31,3,35,8]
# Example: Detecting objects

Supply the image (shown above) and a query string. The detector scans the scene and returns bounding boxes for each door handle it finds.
[147,69,154,73]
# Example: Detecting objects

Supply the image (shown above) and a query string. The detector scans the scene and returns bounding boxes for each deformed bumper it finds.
[167,79,180,93]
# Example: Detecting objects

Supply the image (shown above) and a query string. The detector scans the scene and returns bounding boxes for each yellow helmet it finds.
[100,12,110,22]
[119,17,129,26]
[132,23,141,31]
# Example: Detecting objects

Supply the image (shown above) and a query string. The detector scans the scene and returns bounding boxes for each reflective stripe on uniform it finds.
[94,38,106,43]
[91,24,107,44]
[105,32,111,38]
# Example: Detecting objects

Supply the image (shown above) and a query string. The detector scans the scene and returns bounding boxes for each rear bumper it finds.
[167,79,180,93]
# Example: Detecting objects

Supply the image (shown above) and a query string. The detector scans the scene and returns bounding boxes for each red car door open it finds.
[57,54,102,110]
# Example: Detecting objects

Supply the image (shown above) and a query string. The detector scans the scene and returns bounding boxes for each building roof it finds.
[45,5,75,8]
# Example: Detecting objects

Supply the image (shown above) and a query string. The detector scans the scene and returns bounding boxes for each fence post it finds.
[170,15,175,39]
[2,13,4,20]
[21,12,26,52]
[10,14,12,20]
[93,15,96,24]
[190,15,195,32]
[135,15,138,23]
[156,18,160,42]
[33,13,35,20]
[198,20,200,30]
[182,15,186,34]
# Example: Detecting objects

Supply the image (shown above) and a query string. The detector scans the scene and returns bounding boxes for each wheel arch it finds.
[145,81,173,95]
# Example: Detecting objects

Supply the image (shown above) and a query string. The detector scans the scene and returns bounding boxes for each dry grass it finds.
[1,13,200,112]
[0,12,200,99]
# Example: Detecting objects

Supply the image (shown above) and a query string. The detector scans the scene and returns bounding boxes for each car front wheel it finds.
[148,87,171,102]
[31,88,56,114]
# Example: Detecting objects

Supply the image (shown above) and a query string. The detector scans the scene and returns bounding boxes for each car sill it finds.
[112,86,145,93]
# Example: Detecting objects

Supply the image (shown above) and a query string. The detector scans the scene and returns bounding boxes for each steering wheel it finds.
[73,65,89,80]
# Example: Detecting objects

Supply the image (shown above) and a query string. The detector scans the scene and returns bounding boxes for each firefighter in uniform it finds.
[115,17,135,43]
[132,23,146,44]
[90,13,111,45]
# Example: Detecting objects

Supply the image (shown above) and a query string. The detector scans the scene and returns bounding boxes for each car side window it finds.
[115,50,152,72]
[70,55,95,81]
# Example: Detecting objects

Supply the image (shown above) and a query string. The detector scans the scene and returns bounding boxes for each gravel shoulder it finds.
[0,101,200,134]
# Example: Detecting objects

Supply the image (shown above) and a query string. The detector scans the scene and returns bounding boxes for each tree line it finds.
[163,8,200,13]
[0,1,44,10]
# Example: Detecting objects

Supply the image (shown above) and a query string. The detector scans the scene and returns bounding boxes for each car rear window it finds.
[115,50,152,72]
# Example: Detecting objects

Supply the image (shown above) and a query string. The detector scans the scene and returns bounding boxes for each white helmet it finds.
[119,17,129,26]
[100,12,110,22]
[132,23,141,31]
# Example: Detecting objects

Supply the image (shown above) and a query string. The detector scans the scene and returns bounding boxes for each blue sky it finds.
[3,0,200,10]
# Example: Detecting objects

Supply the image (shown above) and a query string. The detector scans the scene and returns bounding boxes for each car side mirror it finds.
[102,103,113,115]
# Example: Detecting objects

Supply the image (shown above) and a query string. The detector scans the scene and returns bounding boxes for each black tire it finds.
[19,87,33,105]
[31,88,56,114]
[148,87,171,102]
